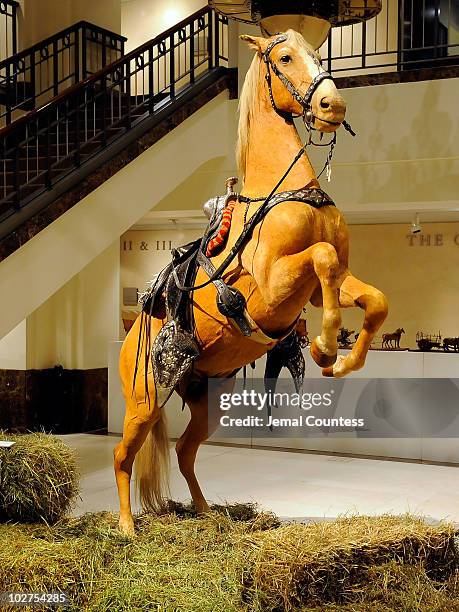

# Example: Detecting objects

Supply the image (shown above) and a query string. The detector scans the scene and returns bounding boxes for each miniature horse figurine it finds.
[382,328,405,349]
[114,30,388,535]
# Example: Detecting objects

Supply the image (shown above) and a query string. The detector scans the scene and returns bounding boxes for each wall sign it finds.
[406,233,459,246]
[123,239,174,251]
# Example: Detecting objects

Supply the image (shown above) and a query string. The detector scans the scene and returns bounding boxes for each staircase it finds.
[0,7,231,258]
[0,20,126,125]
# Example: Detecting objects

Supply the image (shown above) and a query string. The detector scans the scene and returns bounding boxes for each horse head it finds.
[241,30,346,133]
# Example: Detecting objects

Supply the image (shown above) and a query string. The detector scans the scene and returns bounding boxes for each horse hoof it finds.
[119,517,135,537]
[196,504,211,516]
[310,337,337,368]
[322,355,347,378]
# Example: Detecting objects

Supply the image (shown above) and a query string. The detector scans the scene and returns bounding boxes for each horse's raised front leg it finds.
[254,241,342,367]
[307,242,342,367]
[323,272,388,377]
[176,377,234,513]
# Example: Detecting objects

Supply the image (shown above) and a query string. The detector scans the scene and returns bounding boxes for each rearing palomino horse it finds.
[114,30,388,535]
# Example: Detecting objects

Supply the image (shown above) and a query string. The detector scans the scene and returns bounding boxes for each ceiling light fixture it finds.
[411,212,422,234]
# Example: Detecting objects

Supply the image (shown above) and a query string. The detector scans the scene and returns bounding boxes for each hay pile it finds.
[246,515,459,610]
[0,507,272,611]
[0,432,79,523]
[0,507,458,611]
[304,562,459,611]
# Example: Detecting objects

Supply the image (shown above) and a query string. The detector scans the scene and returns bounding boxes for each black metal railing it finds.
[0,0,18,62]
[0,21,126,126]
[321,0,459,74]
[0,7,228,223]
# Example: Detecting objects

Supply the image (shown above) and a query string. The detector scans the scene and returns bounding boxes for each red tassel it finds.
[206,202,236,257]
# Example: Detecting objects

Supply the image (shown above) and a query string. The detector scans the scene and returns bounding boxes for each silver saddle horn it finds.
[203,176,239,220]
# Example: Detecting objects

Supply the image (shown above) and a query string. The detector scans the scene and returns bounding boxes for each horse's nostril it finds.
[320,97,330,109]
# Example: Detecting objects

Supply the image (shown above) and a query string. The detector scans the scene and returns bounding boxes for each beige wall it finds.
[121,222,459,351]
[18,0,121,49]
[0,243,120,370]
[71,0,121,34]
[151,77,459,217]
[121,0,204,52]
[121,228,202,311]
[322,221,459,350]
[154,157,235,212]
[0,321,27,370]
[26,241,120,370]
[20,0,71,47]
[302,78,459,213]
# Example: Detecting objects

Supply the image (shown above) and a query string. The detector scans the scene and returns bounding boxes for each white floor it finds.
[64,433,459,524]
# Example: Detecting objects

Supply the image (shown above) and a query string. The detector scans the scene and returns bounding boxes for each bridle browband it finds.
[262,33,355,136]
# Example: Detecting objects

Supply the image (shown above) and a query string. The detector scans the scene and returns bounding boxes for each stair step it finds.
[1,132,122,190]
[2,134,124,171]
[12,125,126,147]
[2,162,74,185]
[0,182,47,216]
[2,157,52,172]
[0,89,167,215]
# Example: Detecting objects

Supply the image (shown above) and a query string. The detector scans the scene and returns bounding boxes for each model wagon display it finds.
[416,332,442,352]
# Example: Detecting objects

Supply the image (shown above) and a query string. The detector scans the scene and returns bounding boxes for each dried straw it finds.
[0,432,79,523]
[245,515,459,610]
[0,509,457,611]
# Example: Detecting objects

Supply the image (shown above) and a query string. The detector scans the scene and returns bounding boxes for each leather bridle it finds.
[262,33,355,136]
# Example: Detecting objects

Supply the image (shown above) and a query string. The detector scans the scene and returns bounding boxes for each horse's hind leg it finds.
[323,272,388,377]
[114,316,162,535]
[176,377,234,513]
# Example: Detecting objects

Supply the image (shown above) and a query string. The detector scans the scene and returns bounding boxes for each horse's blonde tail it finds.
[135,409,170,512]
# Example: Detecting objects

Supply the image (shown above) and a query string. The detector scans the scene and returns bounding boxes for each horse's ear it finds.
[240,34,265,53]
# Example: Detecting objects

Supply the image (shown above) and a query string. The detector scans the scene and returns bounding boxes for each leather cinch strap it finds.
[233,310,300,347]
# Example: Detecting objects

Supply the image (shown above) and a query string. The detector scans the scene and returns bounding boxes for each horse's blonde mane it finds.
[236,53,261,180]
[236,30,318,180]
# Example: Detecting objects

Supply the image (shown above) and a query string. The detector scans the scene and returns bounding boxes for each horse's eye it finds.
[280,55,291,64]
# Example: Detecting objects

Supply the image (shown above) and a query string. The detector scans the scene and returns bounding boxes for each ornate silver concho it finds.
[152,320,199,408]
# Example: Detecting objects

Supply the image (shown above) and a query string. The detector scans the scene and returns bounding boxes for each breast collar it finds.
[238,185,335,211]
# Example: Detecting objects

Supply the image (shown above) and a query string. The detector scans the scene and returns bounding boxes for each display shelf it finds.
[108,342,459,463]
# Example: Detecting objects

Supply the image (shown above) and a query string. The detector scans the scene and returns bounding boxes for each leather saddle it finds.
[141,177,250,336]
[141,240,200,324]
